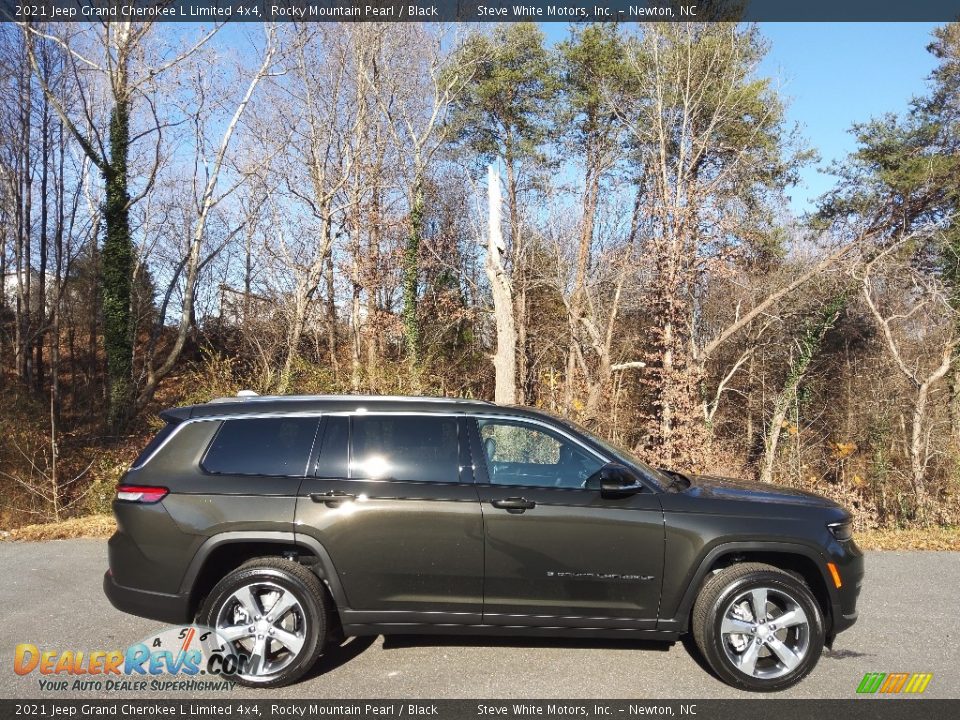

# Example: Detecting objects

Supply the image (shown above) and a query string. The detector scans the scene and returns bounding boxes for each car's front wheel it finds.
[692,562,825,692]
[200,558,327,688]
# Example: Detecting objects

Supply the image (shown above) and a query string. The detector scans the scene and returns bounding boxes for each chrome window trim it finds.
[469,413,611,465]
[130,408,611,473]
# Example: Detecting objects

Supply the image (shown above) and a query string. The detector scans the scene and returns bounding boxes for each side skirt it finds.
[341,623,681,642]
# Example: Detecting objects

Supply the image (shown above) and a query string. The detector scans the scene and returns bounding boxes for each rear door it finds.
[471,416,665,629]
[294,413,483,625]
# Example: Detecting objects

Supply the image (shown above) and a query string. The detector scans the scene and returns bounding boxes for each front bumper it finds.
[828,540,864,635]
[103,571,193,624]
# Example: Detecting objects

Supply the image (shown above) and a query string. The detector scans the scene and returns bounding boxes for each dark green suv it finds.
[104,394,863,691]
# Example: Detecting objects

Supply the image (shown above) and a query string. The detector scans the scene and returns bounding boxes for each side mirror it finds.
[597,463,645,497]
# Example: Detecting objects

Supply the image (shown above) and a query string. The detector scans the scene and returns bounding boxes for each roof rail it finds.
[205,394,495,405]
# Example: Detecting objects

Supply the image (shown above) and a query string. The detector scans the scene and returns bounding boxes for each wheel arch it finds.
[179,531,348,618]
[661,541,835,634]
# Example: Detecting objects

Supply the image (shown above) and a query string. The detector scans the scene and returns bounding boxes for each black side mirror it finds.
[596,463,644,497]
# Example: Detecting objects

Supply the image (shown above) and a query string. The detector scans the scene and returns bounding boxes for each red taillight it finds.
[116,484,168,504]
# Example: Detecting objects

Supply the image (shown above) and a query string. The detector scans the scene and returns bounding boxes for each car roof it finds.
[162,394,553,421]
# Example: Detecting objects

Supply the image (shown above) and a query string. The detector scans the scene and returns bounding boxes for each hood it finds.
[683,474,843,509]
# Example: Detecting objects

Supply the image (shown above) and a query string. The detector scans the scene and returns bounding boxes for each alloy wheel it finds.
[720,586,811,680]
[214,580,307,682]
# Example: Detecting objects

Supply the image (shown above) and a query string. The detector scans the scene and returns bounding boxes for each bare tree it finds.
[136,26,277,410]
[860,241,958,516]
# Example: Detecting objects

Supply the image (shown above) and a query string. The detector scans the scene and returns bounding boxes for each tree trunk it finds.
[515,284,528,405]
[565,162,600,412]
[325,236,339,376]
[950,363,960,447]
[51,117,64,429]
[486,165,516,405]
[365,184,382,390]
[36,56,49,393]
[402,172,424,370]
[102,95,134,430]
[278,293,308,394]
[17,47,33,386]
[350,194,363,392]
[760,297,844,483]
[504,159,527,405]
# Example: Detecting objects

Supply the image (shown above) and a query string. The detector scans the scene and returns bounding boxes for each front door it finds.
[295,413,483,626]
[471,417,665,629]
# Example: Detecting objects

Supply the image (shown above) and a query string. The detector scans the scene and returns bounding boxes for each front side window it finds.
[350,415,459,483]
[478,419,605,489]
[203,417,319,477]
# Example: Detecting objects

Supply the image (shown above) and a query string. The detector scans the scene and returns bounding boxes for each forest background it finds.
[2,18,959,542]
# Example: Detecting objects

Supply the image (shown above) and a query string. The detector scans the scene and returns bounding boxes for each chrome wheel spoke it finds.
[218,624,253,643]
[248,634,268,676]
[775,607,808,629]
[268,589,298,621]
[721,616,755,635]
[271,627,305,655]
[232,586,262,620]
[766,636,802,671]
[749,588,768,621]
[738,640,761,676]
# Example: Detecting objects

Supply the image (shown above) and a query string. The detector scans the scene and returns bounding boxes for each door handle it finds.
[491,497,536,514]
[310,491,356,507]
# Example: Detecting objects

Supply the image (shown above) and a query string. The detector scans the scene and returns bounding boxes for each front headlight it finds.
[828,520,854,542]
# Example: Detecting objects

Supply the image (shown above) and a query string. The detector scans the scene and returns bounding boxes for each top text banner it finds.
[3,0,960,22]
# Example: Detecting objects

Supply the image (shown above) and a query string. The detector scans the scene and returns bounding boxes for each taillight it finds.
[116,484,169,504]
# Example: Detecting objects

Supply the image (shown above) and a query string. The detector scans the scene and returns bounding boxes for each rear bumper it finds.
[103,571,193,624]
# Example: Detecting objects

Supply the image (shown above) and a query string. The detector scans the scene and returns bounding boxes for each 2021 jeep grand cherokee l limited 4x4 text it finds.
[104,394,863,691]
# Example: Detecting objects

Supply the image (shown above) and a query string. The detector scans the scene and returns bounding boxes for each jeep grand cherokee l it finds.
[104,394,863,691]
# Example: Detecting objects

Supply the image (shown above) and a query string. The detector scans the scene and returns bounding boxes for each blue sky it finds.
[759,23,941,214]
[541,22,942,215]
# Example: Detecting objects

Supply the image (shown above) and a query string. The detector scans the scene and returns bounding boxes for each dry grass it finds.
[856,526,960,551]
[1,513,115,542]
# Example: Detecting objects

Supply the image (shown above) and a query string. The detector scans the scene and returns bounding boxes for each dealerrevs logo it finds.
[13,626,244,692]
[856,672,934,695]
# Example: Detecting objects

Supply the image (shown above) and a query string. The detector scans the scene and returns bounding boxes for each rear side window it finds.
[202,417,320,477]
[351,415,459,483]
[131,420,181,468]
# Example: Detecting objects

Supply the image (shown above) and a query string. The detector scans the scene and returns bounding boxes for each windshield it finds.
[539,412,670,491]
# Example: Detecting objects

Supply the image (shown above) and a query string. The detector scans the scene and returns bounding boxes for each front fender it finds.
[657,539,835,632]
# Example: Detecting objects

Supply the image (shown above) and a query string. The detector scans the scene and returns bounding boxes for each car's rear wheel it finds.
[692,562,824,692]
[200,558,326,688]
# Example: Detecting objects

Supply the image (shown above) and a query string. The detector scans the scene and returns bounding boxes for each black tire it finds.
[200,557,327,688]
[691,562,825,692]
